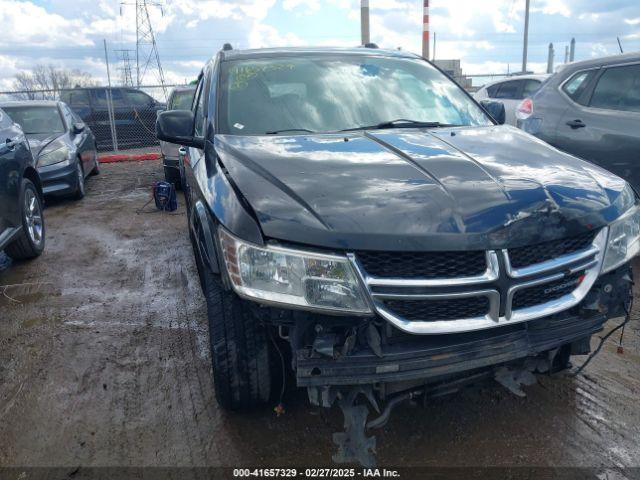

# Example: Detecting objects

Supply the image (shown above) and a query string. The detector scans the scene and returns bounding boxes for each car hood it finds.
[26,132,64,158]
[215,125,631,251]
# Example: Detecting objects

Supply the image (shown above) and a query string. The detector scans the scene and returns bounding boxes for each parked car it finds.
[160,85,196,187]
[60,87,165,150]
[0,107,45,260]
[517,53,640,190]
[1,101,99,200]
[474,74,550,125]
[158,46,637,466]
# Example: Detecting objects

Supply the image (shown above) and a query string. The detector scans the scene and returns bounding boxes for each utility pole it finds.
[432,32,437,61]
[121,0,167,98]
[422,0,430,59]
[569,37,575,62]
[115,49,135,86]
[103,40,118,152]
[521,0,530,72]
[360,0,370,45]
[617,37,624,53]
[547,42,554,73]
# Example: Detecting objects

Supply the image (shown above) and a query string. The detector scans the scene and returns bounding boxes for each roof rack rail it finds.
[222,43,233,51]
[364,43,379,49]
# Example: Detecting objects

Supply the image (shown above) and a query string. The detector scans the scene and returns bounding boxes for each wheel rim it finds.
[77,163,85,194]
[24,189,43,246]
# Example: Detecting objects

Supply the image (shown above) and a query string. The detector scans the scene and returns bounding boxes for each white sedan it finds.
[474,74,550,126]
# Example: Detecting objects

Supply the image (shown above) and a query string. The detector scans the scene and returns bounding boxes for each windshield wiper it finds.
[265,128,316,135]
[339,119,461,132]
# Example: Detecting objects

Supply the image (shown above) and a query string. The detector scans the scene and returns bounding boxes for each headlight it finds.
[602,205,640,273]
[219,228,371,314]
[38,145,71,167]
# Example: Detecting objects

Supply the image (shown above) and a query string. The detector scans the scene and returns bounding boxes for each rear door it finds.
[125,89,159,145]
[556,63,640,189]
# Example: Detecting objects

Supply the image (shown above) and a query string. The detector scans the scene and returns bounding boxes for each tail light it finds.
[516,98,533,120]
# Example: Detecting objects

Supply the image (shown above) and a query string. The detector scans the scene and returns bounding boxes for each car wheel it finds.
[202,261,275,411]
[91,154,100,176]
[74,161,85,200]
[164,165,182,190]
[5,179,45,260]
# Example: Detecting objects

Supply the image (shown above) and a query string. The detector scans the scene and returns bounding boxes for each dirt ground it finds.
[1,160,639,472]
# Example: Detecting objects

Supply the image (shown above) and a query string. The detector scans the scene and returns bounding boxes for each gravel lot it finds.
[1,160,639,473]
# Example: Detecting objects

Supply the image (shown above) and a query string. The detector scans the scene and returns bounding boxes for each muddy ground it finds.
[1,160,639,472]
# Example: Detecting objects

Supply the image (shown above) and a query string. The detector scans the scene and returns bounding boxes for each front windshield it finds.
[219,54,491,135]
[3,106,65,135]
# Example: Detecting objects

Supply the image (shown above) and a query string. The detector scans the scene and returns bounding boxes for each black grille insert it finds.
[512,272,584,310]
[357,250,486,279]
[508,231,596,269]
[384,296,490,322]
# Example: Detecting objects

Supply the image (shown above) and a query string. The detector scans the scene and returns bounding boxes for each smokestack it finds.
[565,45,569,63]
[422,0,430,59]
[547,43,555,73]
[360,0,370,45]
[569,37,575,62]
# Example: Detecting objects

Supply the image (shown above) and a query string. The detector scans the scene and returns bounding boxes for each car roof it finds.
[480,73,551,90]
[561,52,640,72]
[219,46,420,62]
[0,100,60,108]
[171,85,196,93]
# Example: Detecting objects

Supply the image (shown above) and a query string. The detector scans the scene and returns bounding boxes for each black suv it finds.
[0,107,45,260]
[61,87,165,150]
[158,46,637,465]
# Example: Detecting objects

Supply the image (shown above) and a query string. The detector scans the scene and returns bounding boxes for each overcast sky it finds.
[1,0,638,90]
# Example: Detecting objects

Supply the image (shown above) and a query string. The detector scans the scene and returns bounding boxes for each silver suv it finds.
[517,53,640,190]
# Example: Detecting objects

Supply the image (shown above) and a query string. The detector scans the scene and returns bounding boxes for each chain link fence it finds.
[0,84,189,152]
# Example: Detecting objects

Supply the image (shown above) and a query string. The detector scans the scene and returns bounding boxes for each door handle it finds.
[566,119,586,129]
[178,147,187,155]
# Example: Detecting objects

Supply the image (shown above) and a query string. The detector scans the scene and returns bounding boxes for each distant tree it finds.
[12,65,97,100]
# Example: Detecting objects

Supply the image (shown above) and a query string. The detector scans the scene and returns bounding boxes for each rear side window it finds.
[522,79,541,98]
[493,80,522,100]
[60,90,90,106]
[590,64,640,113]
[93,89,126,108]
[562,70,596,104]
[486,83,500,98]
[127,90,153,107]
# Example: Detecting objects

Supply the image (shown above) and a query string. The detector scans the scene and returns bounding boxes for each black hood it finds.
[215,125,631,251]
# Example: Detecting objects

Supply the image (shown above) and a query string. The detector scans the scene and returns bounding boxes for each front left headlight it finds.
[38,144,71,167]
[602,204,640,273]
[219,227,371,314]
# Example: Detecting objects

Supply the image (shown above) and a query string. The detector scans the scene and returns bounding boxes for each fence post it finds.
[103,39,119,152]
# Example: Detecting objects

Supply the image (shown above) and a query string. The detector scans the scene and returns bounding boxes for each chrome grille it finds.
[350,228,607,335]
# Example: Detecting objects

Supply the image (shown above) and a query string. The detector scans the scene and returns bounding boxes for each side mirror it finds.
[156,109,205,148]
[72,122,85,134]
[480,100,506,125]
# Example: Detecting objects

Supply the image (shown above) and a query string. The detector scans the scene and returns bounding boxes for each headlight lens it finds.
[38,145,70,167]
[602,205,640,273]
[219,228,371,314]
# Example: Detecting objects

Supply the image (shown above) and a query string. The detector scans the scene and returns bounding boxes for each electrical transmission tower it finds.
[115,49,135,86]
[120,0,167,98]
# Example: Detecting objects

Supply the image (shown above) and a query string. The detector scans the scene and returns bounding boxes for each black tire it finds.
[91,153,100,176]
[164,165,182,190]
[73,161,85,200]
[202,263,274,411]
[5,179,45,260]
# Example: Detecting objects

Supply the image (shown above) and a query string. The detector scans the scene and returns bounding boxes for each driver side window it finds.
[193,78,206,137]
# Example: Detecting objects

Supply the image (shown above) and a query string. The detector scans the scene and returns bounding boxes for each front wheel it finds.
[73,161,85,200]
[5,179,45,260]
[202,264,275,411]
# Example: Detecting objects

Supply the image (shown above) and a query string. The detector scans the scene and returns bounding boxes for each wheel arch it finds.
[23,166,43,197]
[193,200,221,275]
